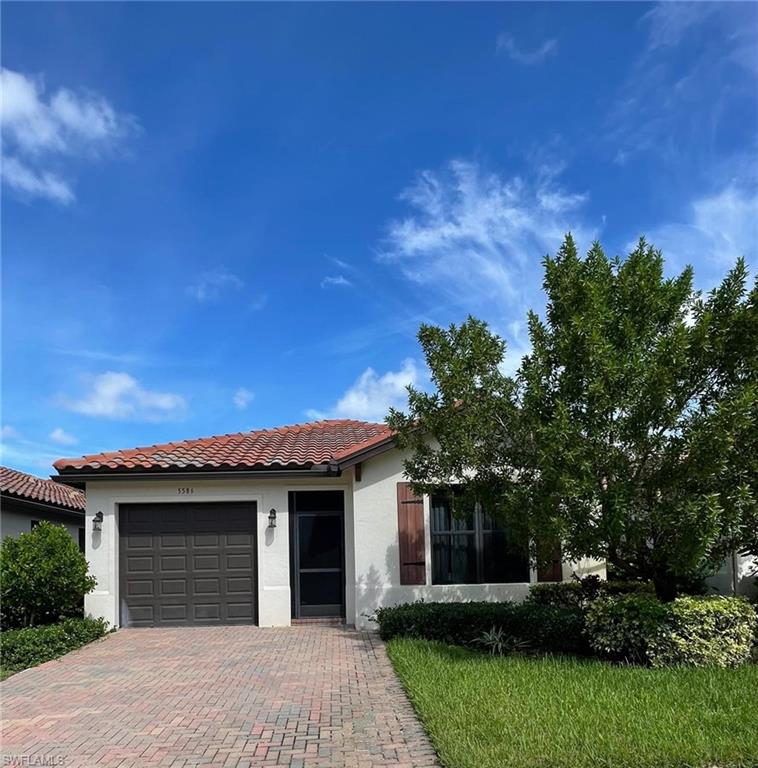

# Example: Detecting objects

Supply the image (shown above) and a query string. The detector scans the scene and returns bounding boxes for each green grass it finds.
[387,638,758,768]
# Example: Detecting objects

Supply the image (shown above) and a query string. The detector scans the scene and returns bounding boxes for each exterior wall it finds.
[1,500,83,542]
[351,449,538,630]
[706,553,758,599]
[83,476,353,629]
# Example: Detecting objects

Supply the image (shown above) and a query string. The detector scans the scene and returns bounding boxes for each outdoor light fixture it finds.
[93,511,104,532]
[268,508,277,528]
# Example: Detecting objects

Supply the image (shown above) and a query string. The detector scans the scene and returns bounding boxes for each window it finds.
[430,492,529,585]
[78,528,86,553]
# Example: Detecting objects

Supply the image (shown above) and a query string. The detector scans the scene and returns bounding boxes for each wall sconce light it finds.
[93,511,104,532]
[268,508,277,528]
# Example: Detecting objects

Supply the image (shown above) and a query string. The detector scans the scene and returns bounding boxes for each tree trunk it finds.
[653,571,678,602]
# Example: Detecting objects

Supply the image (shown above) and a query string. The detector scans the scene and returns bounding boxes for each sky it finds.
[1,1,757,476]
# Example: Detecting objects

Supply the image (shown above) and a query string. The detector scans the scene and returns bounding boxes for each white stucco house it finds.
[53,419,602,630]
[1,465,85,547]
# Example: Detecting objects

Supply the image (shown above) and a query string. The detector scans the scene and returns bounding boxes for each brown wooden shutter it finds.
[537,540,563,582]
[397,482,426,585]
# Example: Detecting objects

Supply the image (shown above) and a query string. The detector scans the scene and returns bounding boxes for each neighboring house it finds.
[53,419,602,630]
[1,465,86,549]
[707,552,757,599]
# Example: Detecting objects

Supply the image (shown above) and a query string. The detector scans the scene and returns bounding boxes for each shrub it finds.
[0,617,109,673]
[585,594,757,667]
[526,576,654,609]
[647,596,757,668]
[584,594,669,664]
[0,521,96,628]
[373,601,587,655]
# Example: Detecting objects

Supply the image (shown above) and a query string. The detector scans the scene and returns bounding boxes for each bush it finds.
[648,596,757,668]
[0,617,109,673]
[0,521,96,628]
[526,576,654,609]
[585,594,757,667]
[374,601,587,655]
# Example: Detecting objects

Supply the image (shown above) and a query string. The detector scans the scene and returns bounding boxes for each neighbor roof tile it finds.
[0,465,86,511]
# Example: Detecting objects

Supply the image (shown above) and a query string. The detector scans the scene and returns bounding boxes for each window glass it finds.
[430,491,530,585]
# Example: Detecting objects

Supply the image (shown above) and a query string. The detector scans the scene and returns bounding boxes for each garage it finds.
[119,502,257,627]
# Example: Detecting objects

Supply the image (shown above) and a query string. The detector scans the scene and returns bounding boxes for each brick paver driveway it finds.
[1,626,438,768]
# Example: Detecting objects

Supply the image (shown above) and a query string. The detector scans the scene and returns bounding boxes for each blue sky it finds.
[2,2,757,475]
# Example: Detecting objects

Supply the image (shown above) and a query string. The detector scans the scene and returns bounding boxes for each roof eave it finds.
[53,464,342,489]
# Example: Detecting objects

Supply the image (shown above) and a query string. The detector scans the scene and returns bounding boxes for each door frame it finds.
[288,490,346,619]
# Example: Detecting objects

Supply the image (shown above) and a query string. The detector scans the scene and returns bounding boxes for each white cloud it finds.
[496,33,557,65]
[233,387,255,410]
[61,372,187,421]
[307,359,421,423]
[321,274,352,288]
[380,159,596,313]
[49,427,78,446]
[1,425,20,440]
[643,183,758,281]
[187,268,243,302]
[1,155,74,204]
[0,68,136,203]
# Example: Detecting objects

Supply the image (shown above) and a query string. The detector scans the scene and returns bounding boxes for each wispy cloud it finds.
[233,387,255,410]
[0,427,68,473]
[641,183,758,282]
[187,268,243,302]
[607,4,757,166]
[0,68,137,204]
[49,427,78,446]
[306,359,422,423]
[496,33,557,65]
[60,371,187,421]
[1,425,20,440]
[380,159,596,315]
[320,274,352,288]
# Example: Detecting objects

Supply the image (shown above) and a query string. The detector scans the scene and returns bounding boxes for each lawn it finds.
[387,638,758,768]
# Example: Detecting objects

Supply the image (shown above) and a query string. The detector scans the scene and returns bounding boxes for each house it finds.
[1,465,86,549]
[53,419,603,629]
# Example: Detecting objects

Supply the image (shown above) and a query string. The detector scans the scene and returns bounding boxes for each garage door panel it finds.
[119,502,257,628]
[194,554,220,570]
[227,603,254,619]
[227,553,252,570]
[160,555,187,571]
[126,556,154,572]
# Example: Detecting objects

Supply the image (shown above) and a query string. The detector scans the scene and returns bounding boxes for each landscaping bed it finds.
[0,617,109,679]
[388,637,758,768]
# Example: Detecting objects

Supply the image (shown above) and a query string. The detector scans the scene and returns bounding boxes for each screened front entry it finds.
[289,491,345,618]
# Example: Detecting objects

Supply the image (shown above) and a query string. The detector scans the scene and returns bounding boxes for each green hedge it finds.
[526,577,654,609]
[374,601,587,655]
[0,617,109,674]
[585,595,757,667]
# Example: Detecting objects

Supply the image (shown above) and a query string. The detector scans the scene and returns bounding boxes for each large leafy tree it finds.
[388,236,757,599]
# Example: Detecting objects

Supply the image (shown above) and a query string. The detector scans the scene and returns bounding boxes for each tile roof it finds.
[0,465,86,512]
[54,419,394,474]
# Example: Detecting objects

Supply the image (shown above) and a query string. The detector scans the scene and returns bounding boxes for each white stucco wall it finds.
[352,449,539,629]
[1,506,83,541]
[83,476,353,628]
[706,553,758,599]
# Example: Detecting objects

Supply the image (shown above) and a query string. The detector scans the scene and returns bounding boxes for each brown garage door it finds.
[119,502,257,627]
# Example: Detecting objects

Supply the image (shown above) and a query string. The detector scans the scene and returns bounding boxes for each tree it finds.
[388,235,758,600]
[0,521,96,627]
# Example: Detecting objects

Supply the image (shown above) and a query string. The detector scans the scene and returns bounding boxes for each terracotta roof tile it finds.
[54,419,394,474]
[0,465,86,511]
